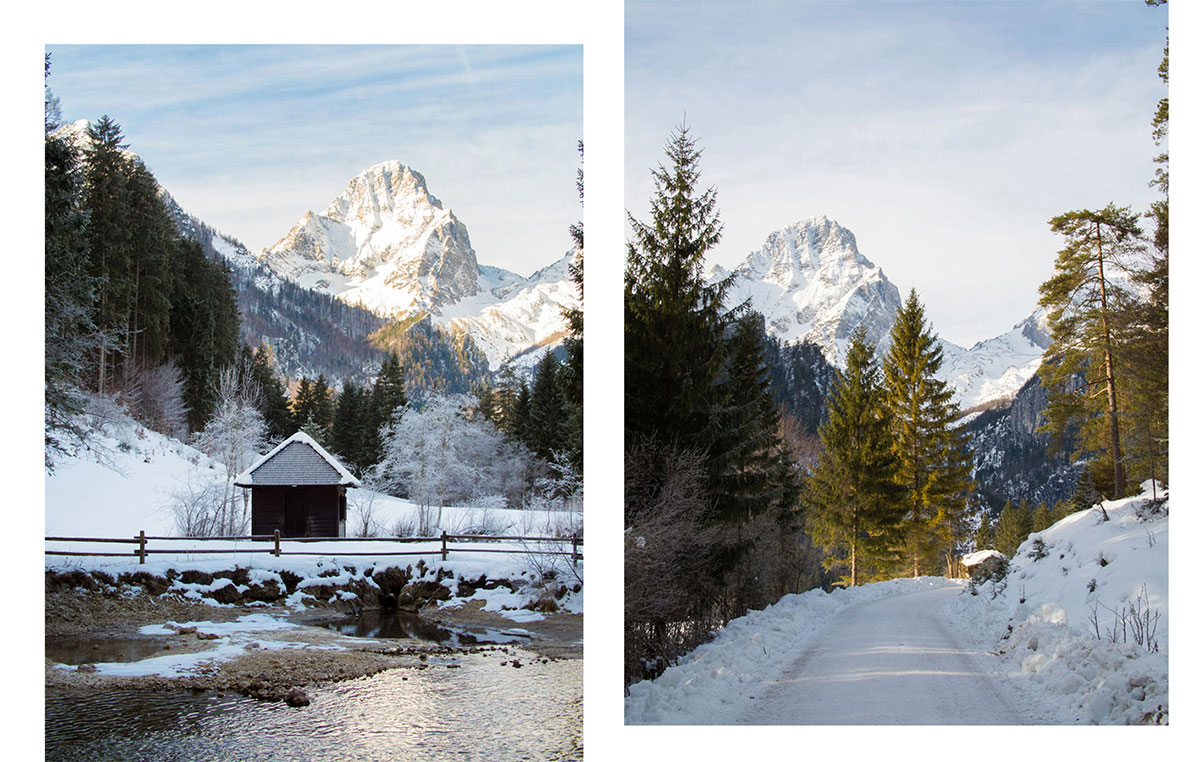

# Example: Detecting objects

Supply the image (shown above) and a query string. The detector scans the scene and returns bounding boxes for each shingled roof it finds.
[233,432,361,488]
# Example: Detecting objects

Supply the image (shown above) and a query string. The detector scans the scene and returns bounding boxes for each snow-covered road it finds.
[741,584,1031,724]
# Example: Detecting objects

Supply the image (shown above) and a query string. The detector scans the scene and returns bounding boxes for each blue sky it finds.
[46,44,583,276]
[626,0,1168,346]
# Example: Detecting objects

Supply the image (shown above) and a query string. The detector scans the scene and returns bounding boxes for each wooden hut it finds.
[234,432,361,538]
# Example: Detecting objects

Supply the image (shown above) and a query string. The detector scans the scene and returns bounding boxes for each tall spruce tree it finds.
[169,238,239,430]
[122,159,176,367]
[561,140,585,479]
[625,125,734,467]
[45,57,99,469]
[1038,204,1144,497]
[330,382,369,473]
[712,312,798,521]
[248,345,294,439]
[365,352,408,466]
[83,115,133,393]
[807,329,904,586]
[882,289,974,576]
[527,352,565,461]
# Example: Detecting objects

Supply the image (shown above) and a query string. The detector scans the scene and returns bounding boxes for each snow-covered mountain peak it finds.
[720,216,901,366]
[739,215,871,288]
[321,160,446,231]
[260,159,480,314]
[720,214,1050,409]
[257,161,578,371]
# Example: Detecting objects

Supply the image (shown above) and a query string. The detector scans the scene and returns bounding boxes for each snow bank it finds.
[945,484,1168,724]
[624,577,956,724]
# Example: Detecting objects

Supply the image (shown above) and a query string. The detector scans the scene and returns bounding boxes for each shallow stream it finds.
[46,655,582,761]
[319,609,534,646]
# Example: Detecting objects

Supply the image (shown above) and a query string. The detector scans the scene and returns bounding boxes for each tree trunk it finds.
[850,539,857,588]
[1095,221,1126,496]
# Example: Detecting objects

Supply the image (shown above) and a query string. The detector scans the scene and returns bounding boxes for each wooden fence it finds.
[46,530,582,566]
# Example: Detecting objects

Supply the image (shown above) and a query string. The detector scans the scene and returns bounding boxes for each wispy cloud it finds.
[625,0,1166,345]
[47,44,582,275]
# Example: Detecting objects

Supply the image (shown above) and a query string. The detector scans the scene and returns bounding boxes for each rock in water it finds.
[285,687,310,707]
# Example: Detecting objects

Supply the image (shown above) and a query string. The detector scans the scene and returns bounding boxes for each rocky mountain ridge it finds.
[259,160,578,369]
[716,215,1048,409]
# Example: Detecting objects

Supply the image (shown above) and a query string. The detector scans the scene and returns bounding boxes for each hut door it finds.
[284,492,307,537]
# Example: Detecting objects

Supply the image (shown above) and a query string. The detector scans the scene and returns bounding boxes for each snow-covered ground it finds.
[46,410,580,541]
[45,407,583,619]
[626,485,1167,725]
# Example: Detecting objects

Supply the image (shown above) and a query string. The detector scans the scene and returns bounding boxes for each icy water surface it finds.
[46,655,582,761]
[320,609,533,646]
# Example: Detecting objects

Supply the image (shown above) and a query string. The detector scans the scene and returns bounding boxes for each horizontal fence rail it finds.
[46,530,583,566]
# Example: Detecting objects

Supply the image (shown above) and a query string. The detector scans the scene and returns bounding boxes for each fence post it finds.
[571,533,579,567]
[441,530,448,561]
[138,530,146,565]
[274,529,281,558]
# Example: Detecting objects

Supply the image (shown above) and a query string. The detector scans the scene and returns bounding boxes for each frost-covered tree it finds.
[375,394,532,534]
[132,359,189,437]
[193,366,268,534]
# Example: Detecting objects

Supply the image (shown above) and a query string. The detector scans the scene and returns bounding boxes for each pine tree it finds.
[507,381,532,446]
[330,382,368,473]
[625,125,734,467]
[122,159,176,367]
[711,312,798,522]
[291,377,315,430]
[1072,469,1104,511]
[1031,503,1052,533]
[1038,204,1145,497]
[44,57,99,469]
[169,238,239,430]
[364,352,408,466]
[1050,498,1076,524]
[994,500,1033,557]
[83,115,133,393]
[561,139,585,479]
[806,329,904,586]
[882,289,974,576]
[312,375,335,434]
[248,345,294,439]
[527,352,564,460]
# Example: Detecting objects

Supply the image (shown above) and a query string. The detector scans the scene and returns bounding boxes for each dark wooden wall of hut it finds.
[250,485,344,537]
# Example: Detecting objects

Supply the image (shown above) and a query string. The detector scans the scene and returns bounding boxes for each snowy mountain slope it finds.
[963,373,1083,510]
[260,160,578,369]
[716,215,1047,407]
[938,309,1050,409]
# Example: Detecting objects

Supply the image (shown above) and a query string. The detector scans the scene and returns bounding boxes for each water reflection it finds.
[47,656,582,761]
[46,635,176,666]
[321,610,531,646]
